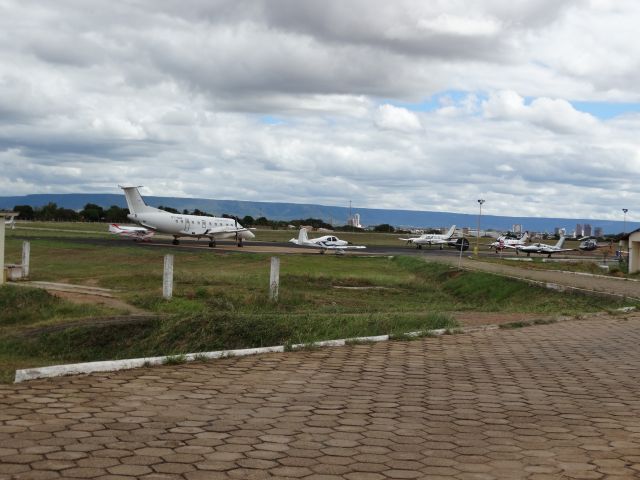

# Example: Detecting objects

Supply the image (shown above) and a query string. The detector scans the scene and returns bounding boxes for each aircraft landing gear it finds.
[237,239,243,247]
[417,244,422,249]
[209,240,216,248]
[172,237,180,245]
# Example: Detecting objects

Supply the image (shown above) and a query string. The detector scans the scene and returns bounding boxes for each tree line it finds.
[7,203,370,231]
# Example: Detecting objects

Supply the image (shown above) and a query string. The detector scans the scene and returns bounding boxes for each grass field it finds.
[1,224,636,383]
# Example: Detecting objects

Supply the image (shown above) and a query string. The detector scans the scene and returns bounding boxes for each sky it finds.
[0,0,639,221]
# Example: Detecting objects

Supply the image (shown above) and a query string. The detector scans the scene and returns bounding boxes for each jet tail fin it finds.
[444,225,456,238]
[119,186,158,214]
[298,228,309,244]
[555,236,566,249]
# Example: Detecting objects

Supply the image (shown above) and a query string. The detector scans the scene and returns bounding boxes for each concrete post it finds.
[0,217,4,285]
[163,254,174,299]
[22,241,30,278]
[269,256,280,301]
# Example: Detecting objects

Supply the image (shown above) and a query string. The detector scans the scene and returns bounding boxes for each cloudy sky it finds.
[0,0,639,220]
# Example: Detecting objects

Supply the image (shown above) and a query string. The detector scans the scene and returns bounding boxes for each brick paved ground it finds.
[1,317,640,479]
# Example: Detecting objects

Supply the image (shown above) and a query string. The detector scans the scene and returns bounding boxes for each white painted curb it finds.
[14,330,450,383]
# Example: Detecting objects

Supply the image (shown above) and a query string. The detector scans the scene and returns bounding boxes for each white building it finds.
[347,213,363,229]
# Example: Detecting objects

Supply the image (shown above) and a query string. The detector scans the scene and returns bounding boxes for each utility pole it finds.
[623,208,628,235]
[475,199,485,256]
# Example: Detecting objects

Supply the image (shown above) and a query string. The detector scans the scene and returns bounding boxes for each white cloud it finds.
[483,90,598,133]
[374,104,422,132]
[0,0,639,221]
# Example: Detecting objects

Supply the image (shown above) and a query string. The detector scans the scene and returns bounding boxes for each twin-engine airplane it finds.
[489,231,529,252]
[398,225,469,251]
[289,228,366,254]
[515,236,574,257]
[118,186,254,247]
[108,223,155,241]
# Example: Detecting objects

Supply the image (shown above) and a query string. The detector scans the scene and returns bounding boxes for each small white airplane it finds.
[515,236,574,257]
[289,228,366,254]
[119,186,254,247]
[489,231,529,252]
[108,223,155,241]
[4,213,18,229]
[398,225,469,251]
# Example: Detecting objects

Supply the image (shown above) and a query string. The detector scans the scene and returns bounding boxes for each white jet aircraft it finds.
[489,231,529,252]
[515,236,574,257]
[398,225,469,251]
[4,213,17,229]
[108,223,155,241]
[119,186,254,247]
[289,228,366,254]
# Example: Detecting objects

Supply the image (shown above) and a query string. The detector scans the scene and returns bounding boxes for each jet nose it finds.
[242,229,255,240]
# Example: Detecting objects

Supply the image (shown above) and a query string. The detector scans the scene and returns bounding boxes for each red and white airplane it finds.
[488,231,529,252]
[108,223,154,241]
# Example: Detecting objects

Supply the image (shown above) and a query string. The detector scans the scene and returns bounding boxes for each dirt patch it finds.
[17,314,159,337]
[51,290,147,314]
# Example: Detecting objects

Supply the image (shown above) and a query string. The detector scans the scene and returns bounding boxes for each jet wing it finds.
[321,245,367,250]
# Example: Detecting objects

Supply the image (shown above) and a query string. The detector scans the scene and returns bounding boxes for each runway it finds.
[11,231,613,262]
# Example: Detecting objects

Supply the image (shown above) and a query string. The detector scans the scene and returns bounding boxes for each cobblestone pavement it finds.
[2,317,640,479]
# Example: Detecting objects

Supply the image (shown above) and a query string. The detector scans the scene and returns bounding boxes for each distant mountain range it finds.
[0,193,635,234]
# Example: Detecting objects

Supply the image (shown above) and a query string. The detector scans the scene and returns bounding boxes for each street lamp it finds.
[476,199,485,256]
[623,208,628,235]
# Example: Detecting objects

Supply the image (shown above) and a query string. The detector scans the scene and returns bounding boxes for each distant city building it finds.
[594,227,603,238]
[554,227,566,236]
[512,224,523,234]
[347,213,362,229]
[583,224,592,237]
[575,224,583,237]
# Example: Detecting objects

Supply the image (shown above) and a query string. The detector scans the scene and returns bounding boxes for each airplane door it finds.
[185,219,190,233]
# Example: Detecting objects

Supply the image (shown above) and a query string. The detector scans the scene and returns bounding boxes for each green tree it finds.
[37,203,59,221]
[373,224,395,233]
[104,205,129,223]
[12,205,34,220]
[80,203,104,222]
[158,205,179,214]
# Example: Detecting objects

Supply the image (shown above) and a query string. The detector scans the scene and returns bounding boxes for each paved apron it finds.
[1,317,640,479]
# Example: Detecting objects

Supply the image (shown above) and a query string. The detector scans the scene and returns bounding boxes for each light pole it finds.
[622,208,628,235]
[475,199,485,256]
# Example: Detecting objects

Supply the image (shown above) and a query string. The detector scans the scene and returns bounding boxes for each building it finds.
[512,224,523,234]
[347,213,362,229]
[554,227,566,236]
[594,227,603,238]
[622,229,640,274]
[575,224,583,237]
[583,224,592,237]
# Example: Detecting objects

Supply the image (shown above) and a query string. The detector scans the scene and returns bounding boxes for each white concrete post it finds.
[269,256,280,301]
[163,254,174,299]
[0,217,4,285]
[22,241,30,278]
